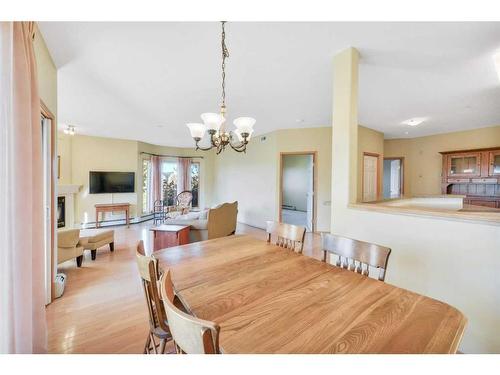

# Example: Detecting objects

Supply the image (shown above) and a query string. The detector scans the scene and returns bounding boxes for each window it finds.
[161,161,178,206]
[191,162,200,207]
[142,159,151,214]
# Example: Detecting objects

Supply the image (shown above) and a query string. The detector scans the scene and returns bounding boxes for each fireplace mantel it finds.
[57,185,81,230]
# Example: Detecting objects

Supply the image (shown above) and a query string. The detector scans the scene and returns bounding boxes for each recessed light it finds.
[494,52,500,82]
[402,117,426,127]
[295,119,304,123]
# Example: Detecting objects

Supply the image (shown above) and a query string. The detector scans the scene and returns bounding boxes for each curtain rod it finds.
[140,151,203,159]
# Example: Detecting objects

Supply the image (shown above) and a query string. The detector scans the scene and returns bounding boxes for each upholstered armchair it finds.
[165,190,193,219]
[57,229,84,267]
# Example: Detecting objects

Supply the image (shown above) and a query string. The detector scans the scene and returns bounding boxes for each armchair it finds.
[165,190,193,219]
[58,229,84,267]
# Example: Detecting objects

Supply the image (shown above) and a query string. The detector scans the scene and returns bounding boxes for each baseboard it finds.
[78,214,154,229]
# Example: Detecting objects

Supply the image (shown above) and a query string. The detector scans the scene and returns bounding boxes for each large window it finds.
[161,161,178,206]
[142,159,151,214]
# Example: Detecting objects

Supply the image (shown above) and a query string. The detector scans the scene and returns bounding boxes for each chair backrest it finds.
[136,241,169,333]
[160,270,220,354]
[176,191,193,209]
[266,221,306,254]
[153,200,166,210]
[207,201,238,240]
[321,233,391,281]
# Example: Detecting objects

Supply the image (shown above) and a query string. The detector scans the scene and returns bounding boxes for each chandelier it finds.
[186,22,256,154]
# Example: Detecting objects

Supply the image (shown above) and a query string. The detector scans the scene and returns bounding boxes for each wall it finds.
[282,154,312,212]
[384,125,500,197]
[212,126,332,232]
[332,47,500,353]
[357,125,384,201]
[33,24,57,116]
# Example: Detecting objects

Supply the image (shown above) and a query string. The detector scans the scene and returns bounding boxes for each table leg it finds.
[126,208,130,228]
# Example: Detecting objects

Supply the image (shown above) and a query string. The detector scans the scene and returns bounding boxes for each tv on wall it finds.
[89,171,135,194]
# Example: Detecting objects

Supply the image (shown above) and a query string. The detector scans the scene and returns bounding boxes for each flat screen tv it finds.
[89,171,135,194]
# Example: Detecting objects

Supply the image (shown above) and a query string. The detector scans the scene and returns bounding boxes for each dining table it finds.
[155,234,467,354]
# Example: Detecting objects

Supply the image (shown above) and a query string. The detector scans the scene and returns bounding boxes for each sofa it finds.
[164,201,238,243]
[58,229,84,267]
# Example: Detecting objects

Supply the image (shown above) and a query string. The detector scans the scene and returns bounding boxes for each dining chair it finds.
[266,221,306,254]
[160,269,221,354]
[321,233,391,281]
[136,240,172,354]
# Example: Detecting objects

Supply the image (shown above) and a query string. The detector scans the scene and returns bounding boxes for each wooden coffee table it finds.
[150,224,190,251]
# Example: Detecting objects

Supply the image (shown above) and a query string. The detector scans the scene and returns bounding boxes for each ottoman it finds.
[79,229,115,260]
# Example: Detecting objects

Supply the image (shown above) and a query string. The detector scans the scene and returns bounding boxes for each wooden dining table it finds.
[155,235,467,354]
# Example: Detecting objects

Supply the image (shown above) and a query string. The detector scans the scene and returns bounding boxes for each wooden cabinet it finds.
[489,150,500,176]
[440,147,500,208]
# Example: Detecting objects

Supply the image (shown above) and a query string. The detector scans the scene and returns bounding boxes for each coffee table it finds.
[150,224,190,251]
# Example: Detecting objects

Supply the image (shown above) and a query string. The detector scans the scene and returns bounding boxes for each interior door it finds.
[363,154,378,202]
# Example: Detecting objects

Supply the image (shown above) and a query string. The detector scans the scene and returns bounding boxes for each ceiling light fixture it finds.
[186,22,256,154]
[63,125,76,135]
[402,118,426,127]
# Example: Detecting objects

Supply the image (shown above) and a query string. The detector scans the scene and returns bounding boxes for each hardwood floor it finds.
[46,221,322,353]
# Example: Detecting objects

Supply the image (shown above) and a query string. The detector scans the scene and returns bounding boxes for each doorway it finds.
[383,157,404,199]
[279,152,316,232]
[362,152,380,202]
[41,102,56,304]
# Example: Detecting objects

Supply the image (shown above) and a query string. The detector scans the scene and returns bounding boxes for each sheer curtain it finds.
[177,158,192,195]
[150,155,161,208]
[0,22,47,353]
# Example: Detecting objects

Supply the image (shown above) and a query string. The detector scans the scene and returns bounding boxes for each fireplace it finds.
[57,196,65,228]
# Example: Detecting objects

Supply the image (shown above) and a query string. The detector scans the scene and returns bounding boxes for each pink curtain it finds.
[0,22,47,353]
[177,158,192,195]
[150,155,161,208]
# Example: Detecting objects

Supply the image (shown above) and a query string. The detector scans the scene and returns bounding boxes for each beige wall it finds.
[33,24,57,116]
[332,47,500,353]
[357,125,384,201]
[212,127,332,231]
[384,125,500,197]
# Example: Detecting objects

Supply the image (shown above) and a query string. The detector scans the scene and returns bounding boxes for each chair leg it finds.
[91,249,97,260]
[109,242,114,252]
[76,255,83,267]
[143,333,152,354]
[150,334,158,354]
[159,339,166,354]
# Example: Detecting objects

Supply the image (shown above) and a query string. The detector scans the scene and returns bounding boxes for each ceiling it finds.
[38,22,500,146]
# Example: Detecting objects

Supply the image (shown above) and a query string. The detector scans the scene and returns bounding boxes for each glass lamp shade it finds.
[201,112,225,132]
[234,128,254,142]
[186,123,206,139]
[233,117,256,135]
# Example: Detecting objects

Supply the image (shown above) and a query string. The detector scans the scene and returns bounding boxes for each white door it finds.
[305,156,314,232]
[42,117,52,304]
[363,155,378,202]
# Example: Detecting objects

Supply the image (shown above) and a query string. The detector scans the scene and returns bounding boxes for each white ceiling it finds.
[38,22,500,146]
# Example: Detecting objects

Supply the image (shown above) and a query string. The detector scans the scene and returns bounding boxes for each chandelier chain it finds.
[221,21,229,109]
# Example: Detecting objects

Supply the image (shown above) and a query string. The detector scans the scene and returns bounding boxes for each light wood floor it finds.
[47,221,322,353]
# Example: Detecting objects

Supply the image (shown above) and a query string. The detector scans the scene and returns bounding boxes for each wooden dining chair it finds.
[321,233,391,281]
[136,240,172,354]
[160,269,221,354]
[266,221,306,254]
